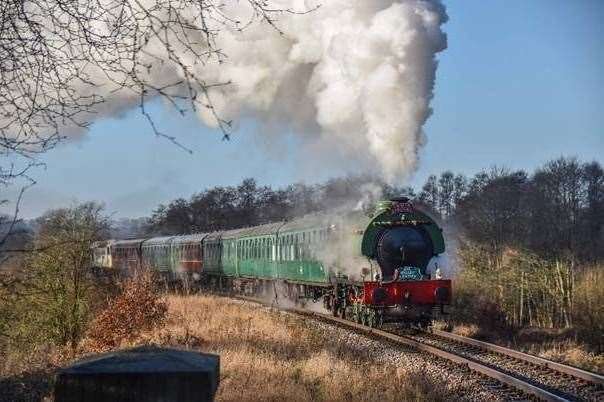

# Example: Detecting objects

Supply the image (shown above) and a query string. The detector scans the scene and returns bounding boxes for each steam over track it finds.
[230,294,604,402]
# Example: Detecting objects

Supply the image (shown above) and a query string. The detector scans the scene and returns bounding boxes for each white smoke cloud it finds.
[5,0,447,184]
[193,0,448,183]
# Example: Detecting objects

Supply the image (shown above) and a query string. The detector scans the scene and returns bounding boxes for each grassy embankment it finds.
[1,293,460,402]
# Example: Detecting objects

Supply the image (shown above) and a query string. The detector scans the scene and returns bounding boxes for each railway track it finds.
[233,294,604,402]
[400,329,604,402]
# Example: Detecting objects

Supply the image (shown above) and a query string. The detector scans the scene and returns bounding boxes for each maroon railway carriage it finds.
[111,238,145,275]
[171,233,207,281]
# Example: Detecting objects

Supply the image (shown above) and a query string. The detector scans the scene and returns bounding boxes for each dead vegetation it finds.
[84,271,167,353]
[131,295,454,402]
[1,292,466,401]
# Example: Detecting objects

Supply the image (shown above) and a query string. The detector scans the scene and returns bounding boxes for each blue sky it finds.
[6,0,604,219]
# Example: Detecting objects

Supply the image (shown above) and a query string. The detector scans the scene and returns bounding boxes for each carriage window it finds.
[280,238,285,260]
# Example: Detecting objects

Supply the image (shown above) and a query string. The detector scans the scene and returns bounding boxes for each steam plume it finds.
[196,0,448,182]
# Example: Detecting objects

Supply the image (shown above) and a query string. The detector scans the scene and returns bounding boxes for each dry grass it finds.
[515,336,604,373]
[130,295,450,402]
[536,342,604,373]
[1,294,459,401]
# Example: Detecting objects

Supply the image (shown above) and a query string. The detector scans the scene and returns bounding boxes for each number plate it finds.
[398,266,422,280]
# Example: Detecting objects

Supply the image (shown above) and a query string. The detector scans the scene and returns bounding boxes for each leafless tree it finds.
[1,0,303,151]
[0,0,311,248]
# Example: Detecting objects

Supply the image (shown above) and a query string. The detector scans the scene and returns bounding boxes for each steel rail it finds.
[232,295,573,401]
[431,329,604,386]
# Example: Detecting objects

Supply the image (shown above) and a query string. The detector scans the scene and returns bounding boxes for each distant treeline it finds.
[145,177,414,235]
[423,157,603,264]
[147,156,603,265]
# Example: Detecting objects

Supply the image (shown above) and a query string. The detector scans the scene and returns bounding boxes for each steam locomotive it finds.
[92,198,451,327]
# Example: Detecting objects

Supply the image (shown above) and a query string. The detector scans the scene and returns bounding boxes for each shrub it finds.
[85,271,167,352]
[6,203,110,352]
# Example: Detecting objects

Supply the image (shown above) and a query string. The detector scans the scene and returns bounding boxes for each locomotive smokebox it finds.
[376,226,433,280]
[361,198,444,281]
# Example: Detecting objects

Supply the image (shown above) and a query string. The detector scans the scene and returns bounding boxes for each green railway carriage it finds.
[141,236,175,276]
[202,232,225,276]
[275,210,371,283]
[276,213,332,284]
[231,222,283,280]
[206,211,370,285]
[103,206,443,287]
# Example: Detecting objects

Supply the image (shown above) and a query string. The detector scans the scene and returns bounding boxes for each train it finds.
[91,197,451,328]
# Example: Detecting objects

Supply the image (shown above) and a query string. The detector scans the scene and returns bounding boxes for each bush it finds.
[5,203,110,352]
[85,271,167,352]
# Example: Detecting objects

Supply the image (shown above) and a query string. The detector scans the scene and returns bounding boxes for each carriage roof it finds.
[112,238,147,248]
[171,233,208,244]
[142,236,175,247]
[221,222,284,239]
